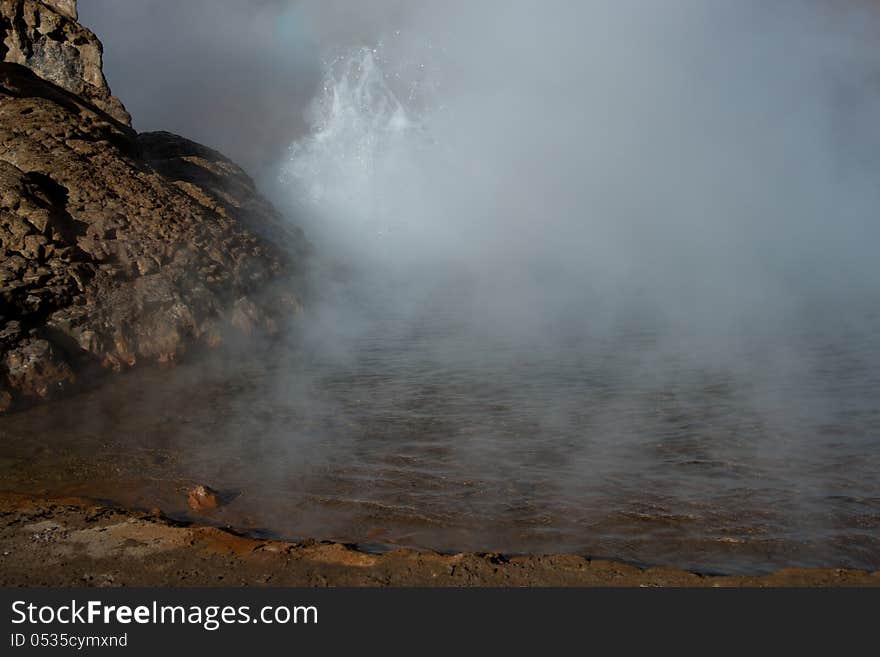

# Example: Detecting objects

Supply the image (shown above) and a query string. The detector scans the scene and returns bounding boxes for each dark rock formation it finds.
[0,0,307,412]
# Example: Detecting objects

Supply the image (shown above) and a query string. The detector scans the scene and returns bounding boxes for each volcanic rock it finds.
[0,0,308,412]
[187,485,220,512]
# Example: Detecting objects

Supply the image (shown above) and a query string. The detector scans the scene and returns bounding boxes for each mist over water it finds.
[283,1,879,326]
[278,1,880,388]
[266,0,880,568]
[10,1,878,573]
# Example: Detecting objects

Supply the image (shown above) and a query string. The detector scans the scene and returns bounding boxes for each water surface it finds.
[2,295,878,576]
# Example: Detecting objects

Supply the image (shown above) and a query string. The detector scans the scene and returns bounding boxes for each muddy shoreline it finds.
[1,494,877,587]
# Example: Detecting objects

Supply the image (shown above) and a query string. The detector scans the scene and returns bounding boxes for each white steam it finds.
[281,0,880,358]
[282,48,430,266]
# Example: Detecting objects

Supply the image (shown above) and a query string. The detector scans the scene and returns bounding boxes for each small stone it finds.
[187,485,220,512]
[0,321,23,342]
[135,256,158,276]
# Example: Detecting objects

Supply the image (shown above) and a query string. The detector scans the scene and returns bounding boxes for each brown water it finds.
[1,302,879,576]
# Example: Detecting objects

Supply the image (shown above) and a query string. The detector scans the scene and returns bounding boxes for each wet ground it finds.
[2,494,877,587]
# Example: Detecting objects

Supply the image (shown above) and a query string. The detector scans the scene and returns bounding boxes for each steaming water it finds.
[3,7,880,575]
[1,302,878,575]
[279,39,880,573]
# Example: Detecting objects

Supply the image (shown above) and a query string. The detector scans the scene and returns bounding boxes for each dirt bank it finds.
[1,494,877,587]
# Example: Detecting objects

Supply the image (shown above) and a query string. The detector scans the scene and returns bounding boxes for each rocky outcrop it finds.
[0,1,307,413]
[0,0,129,124]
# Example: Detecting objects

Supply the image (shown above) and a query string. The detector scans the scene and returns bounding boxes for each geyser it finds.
[42,0,880,575]
[282,0,880,353]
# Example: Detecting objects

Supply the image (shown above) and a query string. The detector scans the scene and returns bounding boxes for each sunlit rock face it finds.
[0,1,308,412]
[0,0,129,124]
[42,0,76,21]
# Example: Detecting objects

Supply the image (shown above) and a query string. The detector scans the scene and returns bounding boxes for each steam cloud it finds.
[75,1,880,565]
[276,1,880,358]
[82,0,880,413]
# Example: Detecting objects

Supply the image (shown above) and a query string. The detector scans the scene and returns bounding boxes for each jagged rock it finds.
[0,0,129,124]
[42,0,75,21]
[0,2,308,413]
[4,337,75,400]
